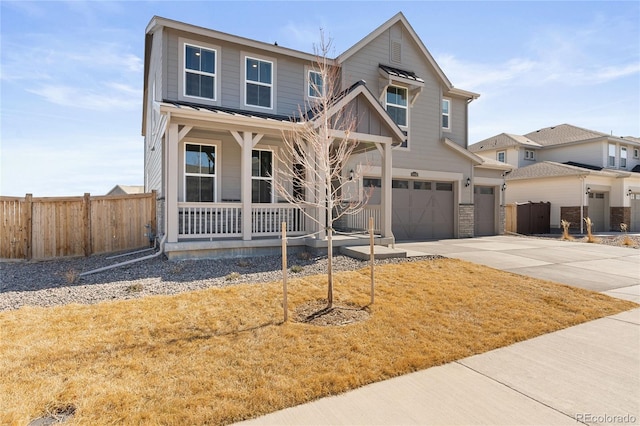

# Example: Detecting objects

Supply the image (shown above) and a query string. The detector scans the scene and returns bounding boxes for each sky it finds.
[1,0,639,197]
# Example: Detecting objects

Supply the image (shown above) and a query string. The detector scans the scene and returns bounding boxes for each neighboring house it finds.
[107,185,145,196]
[142,12,508,259]
[470,124,640,232]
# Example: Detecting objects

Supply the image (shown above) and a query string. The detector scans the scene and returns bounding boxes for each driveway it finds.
[237,235,639,425]
[395,235,640,303]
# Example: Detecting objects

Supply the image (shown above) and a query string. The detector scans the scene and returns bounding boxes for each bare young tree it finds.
[275,33,371,309]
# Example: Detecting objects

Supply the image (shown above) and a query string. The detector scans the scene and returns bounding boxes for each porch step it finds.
[340,245,407,260]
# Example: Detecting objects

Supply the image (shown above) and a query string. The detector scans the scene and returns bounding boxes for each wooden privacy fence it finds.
[1,192,156,260]
[505,202,550,235]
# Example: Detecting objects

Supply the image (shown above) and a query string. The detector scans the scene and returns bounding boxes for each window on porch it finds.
[185,143,216,202]
[252,149,273,203]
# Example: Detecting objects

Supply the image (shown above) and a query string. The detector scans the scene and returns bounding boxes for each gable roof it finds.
[469,133,540,152]
[310,80,406,145]
[337,12,453,91]
[524,124,609,147]
[506,161,630,181]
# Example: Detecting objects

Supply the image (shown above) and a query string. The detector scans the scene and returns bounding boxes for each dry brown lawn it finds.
[1,258,636,425]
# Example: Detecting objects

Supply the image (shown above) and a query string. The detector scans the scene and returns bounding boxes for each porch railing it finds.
[336,205,381,233]
[178,203,306,239]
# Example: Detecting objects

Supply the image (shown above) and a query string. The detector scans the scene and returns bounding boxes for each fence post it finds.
[24,194,33,260]
[369,216,374,305]
[83,193,91,256]
[281,221,288,322]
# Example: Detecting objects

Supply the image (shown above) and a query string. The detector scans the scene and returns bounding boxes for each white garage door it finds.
[392,180,454,240]
[631,193,640,232]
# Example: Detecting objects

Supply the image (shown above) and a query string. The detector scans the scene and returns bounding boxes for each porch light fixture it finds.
[628,189,633,197]
[465,177,470,187]
[349,169,354,181]
[501,183,507,191]
[586,187,591,195]
[411,171,419,177]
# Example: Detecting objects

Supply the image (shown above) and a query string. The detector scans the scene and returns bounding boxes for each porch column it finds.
[166,123,179,243]
[317,154,327,239]
[381,142,393,241]
[304,140,318,236]
[241,132,253,241]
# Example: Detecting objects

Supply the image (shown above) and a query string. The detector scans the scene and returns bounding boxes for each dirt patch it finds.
[294,299,371,326]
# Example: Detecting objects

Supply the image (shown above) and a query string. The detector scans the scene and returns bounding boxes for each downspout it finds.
[79,234,167,277]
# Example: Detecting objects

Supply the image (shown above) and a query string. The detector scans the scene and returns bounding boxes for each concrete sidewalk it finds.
[237,236,639,425]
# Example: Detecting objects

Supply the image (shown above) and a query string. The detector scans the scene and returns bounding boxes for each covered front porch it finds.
[157,94,400,258]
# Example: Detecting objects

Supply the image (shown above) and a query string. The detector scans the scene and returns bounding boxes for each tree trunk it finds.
[327,226,333,308]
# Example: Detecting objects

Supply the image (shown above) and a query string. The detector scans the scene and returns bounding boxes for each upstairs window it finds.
[634,148,639,159]
[246,57,273,108]
[525,149,535,160]
[497,151,506,163]
[184,44,216,100]
[252,149,273,203]
[608,144,616,167]
[621,147,627,168]
[442,99,450,130]
[386,86,408,127]
[185,143,216,202]
[308,70,323,98]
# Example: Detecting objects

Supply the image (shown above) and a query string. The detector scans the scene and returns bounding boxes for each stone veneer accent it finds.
[560,206,587,230]
[499,205,506,235]
[610,207,631,231]
[458,204,474,238]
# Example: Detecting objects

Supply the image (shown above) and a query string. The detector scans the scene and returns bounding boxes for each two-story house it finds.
[142,12,508,259]
[470,124,640,232]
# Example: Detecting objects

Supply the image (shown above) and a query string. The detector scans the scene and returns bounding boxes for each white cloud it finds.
[27,82,139,110]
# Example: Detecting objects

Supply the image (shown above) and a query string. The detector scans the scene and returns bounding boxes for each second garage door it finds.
[392,180,454,240]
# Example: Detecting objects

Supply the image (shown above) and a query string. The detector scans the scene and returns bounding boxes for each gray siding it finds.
[163,29,313,115]
[341,22,470,173]
[144,29,165,197]
[445,96,467,147]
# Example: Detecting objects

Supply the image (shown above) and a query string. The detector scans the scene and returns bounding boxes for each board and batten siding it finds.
[340,21,470,174]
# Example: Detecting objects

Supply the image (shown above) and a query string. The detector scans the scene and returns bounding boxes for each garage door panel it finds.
[631,194,640,232]
[474,186,496,236]
[392,180,453,240]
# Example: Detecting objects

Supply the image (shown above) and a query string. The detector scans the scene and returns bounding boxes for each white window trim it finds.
[633,148,639,159]
[620,146,627,168]
[497,151,506,163]
[252,147,276,203]
[243,53,276,110]
[442,98,451,131]
[183,139,221,203]
[305,67,324,100]
[608,143,616,167]
[524,149,535,160]
[385,84,409,150]
[178,38,221,105]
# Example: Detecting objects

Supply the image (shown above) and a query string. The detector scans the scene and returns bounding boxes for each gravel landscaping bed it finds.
[0,249,439,312]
